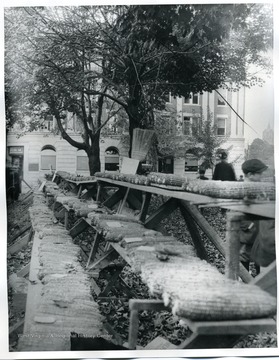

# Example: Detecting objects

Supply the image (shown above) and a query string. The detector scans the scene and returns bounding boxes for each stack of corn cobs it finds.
[95,172,275,200]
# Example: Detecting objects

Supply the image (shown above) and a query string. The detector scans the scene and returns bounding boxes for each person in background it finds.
[239,159,275,273]
[197,168,208,180]
[238,175,244,182]
[212,151,237,181]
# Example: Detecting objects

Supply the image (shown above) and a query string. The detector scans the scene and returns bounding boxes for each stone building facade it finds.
[6,88,246,191]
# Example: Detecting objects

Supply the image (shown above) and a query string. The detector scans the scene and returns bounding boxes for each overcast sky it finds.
[244,75,274,145]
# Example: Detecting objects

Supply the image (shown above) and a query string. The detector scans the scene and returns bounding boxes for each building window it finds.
[183,116,191,135]
[77,149,89,171]
[184,93,199,105]
[41,145,56,170]
[164,92,172,104]
[183,115,200,136]
[40,115,54,131]
[105,147,119,171]
[185,153,198,172]
[217,117,226,136]
[217,89,227,106]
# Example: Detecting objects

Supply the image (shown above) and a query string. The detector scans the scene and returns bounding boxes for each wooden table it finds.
[55,174,97,198]
[96,177,275,283]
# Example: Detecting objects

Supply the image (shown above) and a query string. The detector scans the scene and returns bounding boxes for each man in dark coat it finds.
[239,159,275,272]
[212,151,236,181]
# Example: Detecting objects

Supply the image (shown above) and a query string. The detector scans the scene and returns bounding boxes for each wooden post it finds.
[179,201,252,283]
[144,198,179,229]
[117,188,130,214]
[225,212,244,280]
[64,210,69,230]
[128,309,139,349]
[86,233,102,268]
[139,192,152,222]
[179,202,208,261]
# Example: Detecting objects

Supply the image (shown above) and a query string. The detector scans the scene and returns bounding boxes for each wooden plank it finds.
[144,336,176,350]
[90,278,101,296]
[102,187,126,209]
[182,318,276,336]
[179,201,252,283]
[99,267,123,297]
[178,333,242,349]
[69,218,89,238]
[51,171,57,182]
[103,322,125,346]
[220,203,275,219]
[129,299,167,311]
[225,212,243,280]
[97,178,275,218]
[144,198,179,230]
[8,233,31,255]
[9,225,32,245]
[139,192,152,222]
[86,233,102,268]
[9,318,25,344]
[128,309,139,349]
[22,178,33,190]
[117,188,130,214]
[87,248,118,270]
[110,243,132,265]
[97,178,216,204]
[17,263,30,278]
[22,233,44,336]
[126,189,142,210]
[38,181,46,192]
[251,260,277,297]
[179,203,208,261]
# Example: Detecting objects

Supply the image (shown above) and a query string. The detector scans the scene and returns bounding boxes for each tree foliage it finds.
[5,4,273,168]
[190,112,227,170]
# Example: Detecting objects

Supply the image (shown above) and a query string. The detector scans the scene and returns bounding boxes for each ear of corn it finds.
[148,172,187,187]
[185,180,275,200]
[141,262,276,321]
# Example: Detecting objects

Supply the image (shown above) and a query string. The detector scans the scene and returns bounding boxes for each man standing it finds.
[213,151,236,181]
[239,159,275,272]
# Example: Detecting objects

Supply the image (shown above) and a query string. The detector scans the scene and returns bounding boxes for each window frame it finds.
[216,116,227,136]
[217,89,228,107]
[182,114,200,136]
[184,93,199,105]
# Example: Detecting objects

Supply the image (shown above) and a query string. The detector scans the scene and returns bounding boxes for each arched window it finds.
[41,145,56,170]
[77,149,89,171]
[105,147,119,171]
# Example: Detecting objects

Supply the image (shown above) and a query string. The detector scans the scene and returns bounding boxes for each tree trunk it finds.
[87,132,101,175]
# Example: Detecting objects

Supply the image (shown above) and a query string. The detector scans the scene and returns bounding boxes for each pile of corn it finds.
[56,171,96,182]
[141,262,277,321]
[95,172,151,185]
[44,181,61,198]
[88,213,161,242]
[148,172,187,188]
[185,180,275,200]
[19,191,104,351]
[127,242,197,273]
